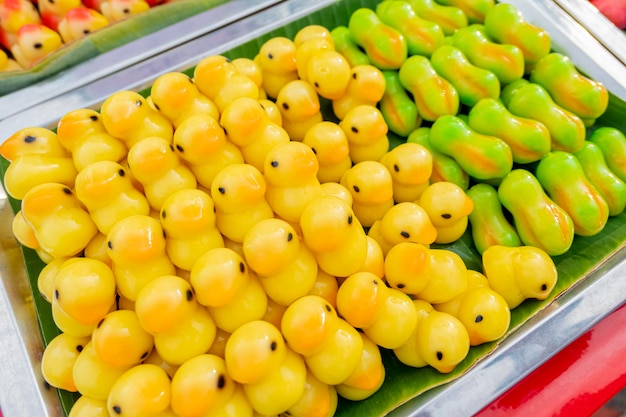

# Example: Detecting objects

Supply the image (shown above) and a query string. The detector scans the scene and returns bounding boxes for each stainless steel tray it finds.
[1,1,626,416]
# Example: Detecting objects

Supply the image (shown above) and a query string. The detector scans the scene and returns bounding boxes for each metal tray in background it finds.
[0,0,332,139]
[1,1,626,416]
[0,0,284,120]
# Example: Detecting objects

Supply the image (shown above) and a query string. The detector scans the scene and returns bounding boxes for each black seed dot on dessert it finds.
[63,187,72,194]
[218,187,225,194]
[33,42,42,49]
[90,115,99,121]
[123,7,130,13]
[83,29,90,34]
[351,126,358,133]
[441,213,452,219]
[270,341,277,351]
[186,289,193,301]
[314,82,319,88]
[112,405,122,414]
[311,147,317,154]
[140,351,148,359]
[268,53,274,59]
[54,290,59,300]
[541,283,548,291]
[161,210,166,219]
[97,318,104,328]
[400,231,410,238]
[118,169,125,176]
[353,185,360,192]
[239,262,245,273]
[135,99,142,106]
[352,72,357,79]
[282,102,289,110]
[271,160,279,167]
[436,351,443,360]
[217,374,226,389]
[372,279,378,285]
[24,135,36,143]
[394,164,400,172]
[287,232,293,242]
[475,314,483,323]
[76,344,83,352]
[348,215,353,224]
[397,283,405,289]
[107,240,113,249]
[176,144,184,152]
[169,144,175,152]
[325,304,332,312]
